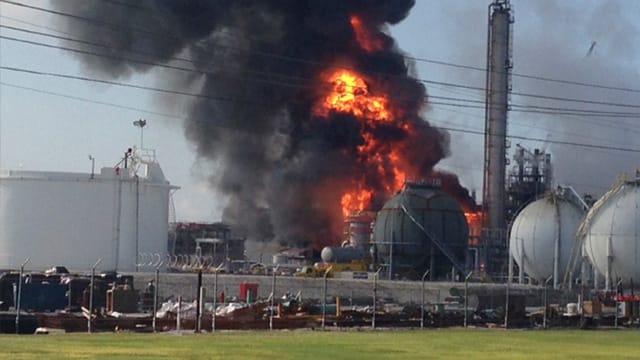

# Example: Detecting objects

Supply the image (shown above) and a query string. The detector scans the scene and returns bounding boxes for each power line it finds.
[436,125,640,154]
[4,29,640,121]
[4,66,635,148]
[405,54,640,94]
[0,81,184,119]
[0,65,255,104]
[3,64,640,154]
[4,0,640,108]
[0,26,309,85]
[89,0,640,95]
[3,74,625,148]
[1,45,635,124]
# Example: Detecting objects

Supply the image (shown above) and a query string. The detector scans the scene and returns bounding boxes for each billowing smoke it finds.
[52,0,475,249]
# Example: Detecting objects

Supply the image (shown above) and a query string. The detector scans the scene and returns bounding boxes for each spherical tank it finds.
[509,192,585,283]
[583,178,640,286]
[372,182,468,280]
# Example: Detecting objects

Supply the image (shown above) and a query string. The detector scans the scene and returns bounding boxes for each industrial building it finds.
[169,222,246,271]
[0,148,177,272]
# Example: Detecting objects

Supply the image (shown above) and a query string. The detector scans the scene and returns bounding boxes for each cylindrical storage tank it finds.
[321,246,365,264]
[346,214,374,248]
[272,254,288,266]
[509,192,585,284]
[583,178,640,288]
[372,182,468,280]
[0,155,177,272]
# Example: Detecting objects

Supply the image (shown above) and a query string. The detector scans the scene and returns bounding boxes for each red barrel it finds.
[239,282,258,302]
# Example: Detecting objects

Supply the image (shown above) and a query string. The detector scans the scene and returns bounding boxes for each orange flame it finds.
[313,68,407,216]
[315,70,391,121]
[464,211,483,246]
[341,188,374,217]
[350,15,384,53]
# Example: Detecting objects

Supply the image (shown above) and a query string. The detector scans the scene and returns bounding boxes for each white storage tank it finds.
[0,148,178,272]
[509,187,586,287]
[582,176,640,288]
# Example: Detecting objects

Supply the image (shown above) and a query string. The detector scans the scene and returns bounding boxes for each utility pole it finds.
[88,258,102,333]
[15,258,29,334]
[420,270,430,329]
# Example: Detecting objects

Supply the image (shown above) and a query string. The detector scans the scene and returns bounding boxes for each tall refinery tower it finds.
[482,0,513,274]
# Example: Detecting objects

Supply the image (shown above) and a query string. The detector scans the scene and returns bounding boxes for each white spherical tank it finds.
[583,178,640,287]
[509,191,585,283]
[0,150,177,272]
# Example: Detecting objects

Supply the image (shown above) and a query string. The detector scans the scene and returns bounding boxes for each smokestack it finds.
[482,0,513,234]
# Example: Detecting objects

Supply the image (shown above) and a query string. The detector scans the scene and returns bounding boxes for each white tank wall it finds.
[0,162,175,272]
[509,195,584,283]
[584,182,640,286]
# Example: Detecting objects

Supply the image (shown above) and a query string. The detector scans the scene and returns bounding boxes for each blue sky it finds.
[1,0,639,222]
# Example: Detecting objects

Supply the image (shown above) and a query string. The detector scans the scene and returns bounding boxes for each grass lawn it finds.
[1,329,638,360]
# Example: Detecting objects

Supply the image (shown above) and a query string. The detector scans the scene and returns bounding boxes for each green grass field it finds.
[1,329,638,360]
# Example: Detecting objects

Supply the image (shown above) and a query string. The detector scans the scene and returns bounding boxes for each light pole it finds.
[88,155,95,179]
[322,266,333,330]
[15,257,29,334]
[195,269,202,332]
[88,258,102,333]
[372,268,382,330]
[420,269,430,329]
[270,265,279,331]
[464,271,473,328]
[133,118,147,149]
[504,273,510,329]
[212,269,218,332]
[543,275,553,329]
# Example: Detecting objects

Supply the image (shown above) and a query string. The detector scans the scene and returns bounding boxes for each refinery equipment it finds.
[298,213,374,278]
[0,148,177,272]
[170,222,246,272]
[372,181,468,280]
[481,0,514,276]
[579,173,640,289]
[506,145,552,220]
[508,186,587,288]
[320,212,374,265]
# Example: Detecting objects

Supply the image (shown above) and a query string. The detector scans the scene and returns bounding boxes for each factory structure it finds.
[0,0,638,306]
[0,148,177,272]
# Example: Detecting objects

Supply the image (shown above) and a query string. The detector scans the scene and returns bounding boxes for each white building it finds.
[0,148,178,272]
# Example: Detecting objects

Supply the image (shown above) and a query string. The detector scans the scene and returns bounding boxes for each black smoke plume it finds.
[53,0,472,249]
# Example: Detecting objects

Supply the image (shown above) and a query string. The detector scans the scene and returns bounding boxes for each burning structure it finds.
[53,1,478,259]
